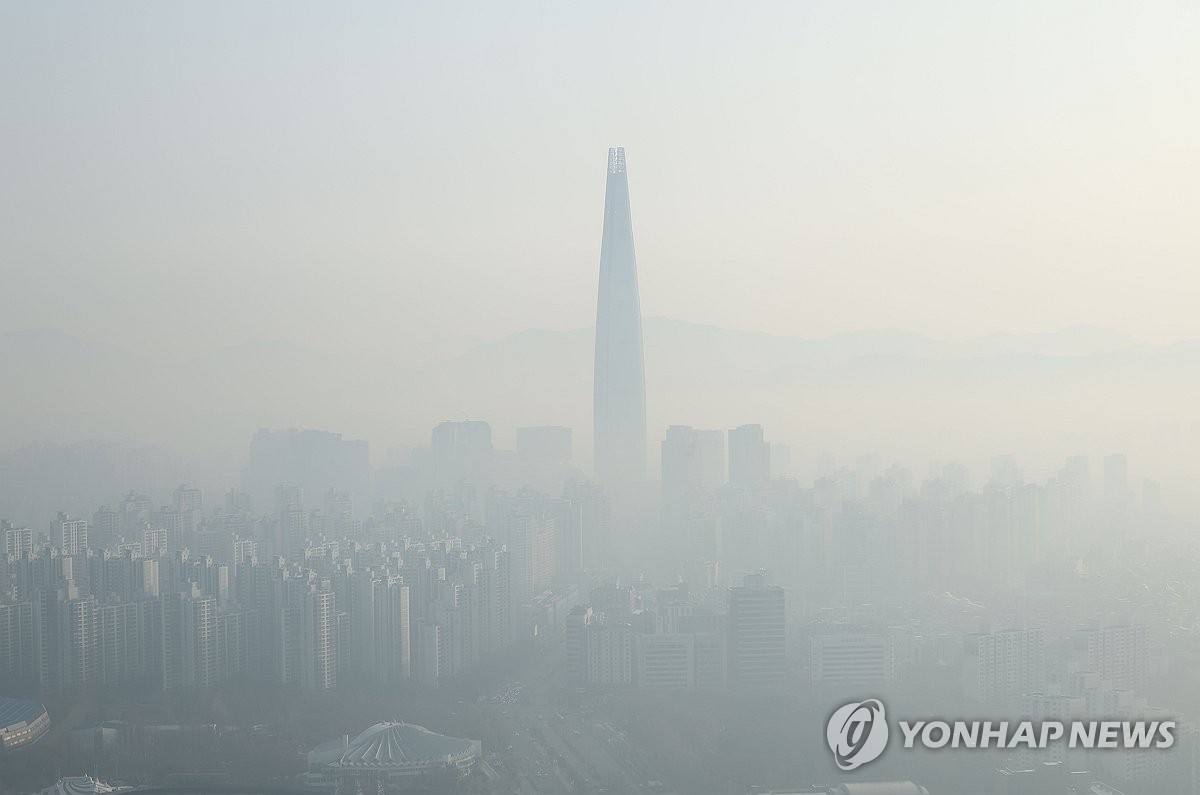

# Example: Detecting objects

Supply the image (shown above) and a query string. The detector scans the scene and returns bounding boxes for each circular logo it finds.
[826,699,889,771]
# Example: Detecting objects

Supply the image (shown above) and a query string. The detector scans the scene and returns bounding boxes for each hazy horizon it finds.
[6,5,1200,795]
[5,1,1200,360]
[0,314,1180,357]
[6,0,1200,520]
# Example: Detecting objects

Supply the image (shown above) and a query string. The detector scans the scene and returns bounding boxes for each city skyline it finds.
[1,425,1186,793]
[5,4,1200,794]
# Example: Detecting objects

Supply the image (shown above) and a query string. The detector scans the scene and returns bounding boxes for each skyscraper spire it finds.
[593,147,647,485]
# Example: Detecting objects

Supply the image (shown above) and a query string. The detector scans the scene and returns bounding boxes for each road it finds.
[482,639,656,795]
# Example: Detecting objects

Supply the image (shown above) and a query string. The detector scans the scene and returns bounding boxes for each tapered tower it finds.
[593,147,647,484]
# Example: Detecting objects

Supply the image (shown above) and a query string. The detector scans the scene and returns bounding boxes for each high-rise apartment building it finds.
[431,420,493,493]
[1077,624,1150,692]
[727,571,786,687]
[586,621,633,685]
[962,628,1046,706]
[300,588,338,692]
[728,425,771,490]
[59,514,88,556]
[662,426,725,505]
[810,632,896,689]
[0,601,35,681]
[4,525,33,558]
[351,573,411,683]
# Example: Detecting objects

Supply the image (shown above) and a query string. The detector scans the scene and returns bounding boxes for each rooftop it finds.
[0,699,46,731]
[310,722,478,770]
[37,777,123,795]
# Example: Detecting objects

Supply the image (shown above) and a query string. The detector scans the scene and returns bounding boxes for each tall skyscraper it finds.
[4,525,34,559]
[593,146,647,485]
[351,573,411,683]
[727,571,786,688]
[300,589,338,692]
[729,424,771,490]
[58,513,88,556]
[662,426,725,505]
[0,602,35,682]
[431,420,493,490]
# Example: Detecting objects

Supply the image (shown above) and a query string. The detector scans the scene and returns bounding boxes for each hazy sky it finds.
[4,1,1199,357]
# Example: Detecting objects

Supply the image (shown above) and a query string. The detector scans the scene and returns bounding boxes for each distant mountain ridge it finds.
[0,319,1154,376]
[0,321,1193,483]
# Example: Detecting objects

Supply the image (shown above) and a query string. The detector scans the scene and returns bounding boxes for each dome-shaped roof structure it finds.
[36,777,125,795]
[308,721,480,780]
[334,722,475,768]
[830,784,931,795]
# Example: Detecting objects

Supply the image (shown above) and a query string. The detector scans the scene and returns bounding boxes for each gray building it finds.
[727,571,786,687]
[593,146,647,486]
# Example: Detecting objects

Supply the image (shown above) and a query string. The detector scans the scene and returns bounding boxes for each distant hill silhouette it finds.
[0,320,1196,505]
